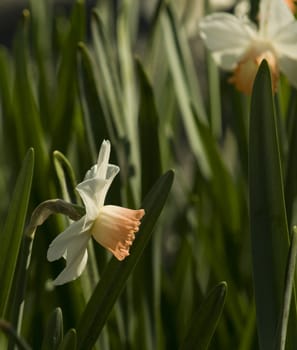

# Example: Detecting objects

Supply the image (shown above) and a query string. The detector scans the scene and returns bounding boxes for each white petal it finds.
[76,164,120,221]
[76,178,109,220]
[199,13,254,70]
[84,164,98,181]
[279,55,297,88]
[96,140,111,179]
[52,236,89,285]
[274,21,297,59]
[47,217,86,262]
[106,164,120,181]
[259,0,294,38]
[47,217,91,285]
[76,139,120,221]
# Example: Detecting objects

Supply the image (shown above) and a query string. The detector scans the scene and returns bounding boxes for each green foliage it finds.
[41,308,63,350]
[0,1,297,349]
[77,170,174,350]
[180,282,227,350]
[249,61,297,350]
[0,149,34,317]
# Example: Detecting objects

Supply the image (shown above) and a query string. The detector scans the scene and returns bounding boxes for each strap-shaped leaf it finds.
[276,227,297,350]
[58,329,77,350]
[53,150,80,204]
[179,282,227,350]
[137,59,162,195]
[77,43,112,161]
[41,308,63,350]
[76,170,174,350]
[51,0,86,151]
[0,148,34,316]
[249,60,297,350]
[160,4,209,177]
[0,320,31,350]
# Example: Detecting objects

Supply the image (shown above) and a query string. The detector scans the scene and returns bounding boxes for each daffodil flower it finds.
[47,140,145,285]
[199,0,297,94]
[285,0,297,13]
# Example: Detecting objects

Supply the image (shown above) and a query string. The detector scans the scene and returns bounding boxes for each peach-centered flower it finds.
[285,0,297,13]
[199,0,297,94]
[47,140,145,285]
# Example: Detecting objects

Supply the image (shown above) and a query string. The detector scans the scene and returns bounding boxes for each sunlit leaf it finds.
[76,170,174,350]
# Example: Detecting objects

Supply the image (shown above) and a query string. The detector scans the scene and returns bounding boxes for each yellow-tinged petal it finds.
[199,0,297,93]
[90,205,145,261]
[229,43,279,94]
[284,0,297,13]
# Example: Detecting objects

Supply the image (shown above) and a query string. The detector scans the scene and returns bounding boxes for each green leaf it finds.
[53,150,80,204]
[276,226,297,350]
[163,4,206,123]
[41,308,63,350]
[0,148,34,317]
[0,320,31,350]
[90,9,125,137]
[137,59,162,196]
[249,60,296,350]
[179,282,227,350]
[194,115,241,232]
[76,170,174,350]
[159,4,209,178]
[0,48,19,170]
[136,59,164,348]
[58,329,77,350]
[77,43,112,161]
[52,0,86,151]
[13,11,47,177]
[29,0,54,126]
[206,53,222,139]
[285,89,297,226]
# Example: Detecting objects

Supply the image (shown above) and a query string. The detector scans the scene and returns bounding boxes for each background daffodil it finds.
[47,140,145,285]
[199,0,297,94]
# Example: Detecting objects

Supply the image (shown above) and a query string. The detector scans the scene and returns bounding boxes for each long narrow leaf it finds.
[137,59,162,196]
[249,60,296,350]
[160,5,209,178]
[179,282,227,350]
[41,308,63,350]
[51,0,85,151]
[76,170,174,350]
[0,149,34,316]
[276,226,297,350]
[58,329,77,350]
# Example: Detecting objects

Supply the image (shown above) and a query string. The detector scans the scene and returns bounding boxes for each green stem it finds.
[0,319,31,350]
[26,199,84,239]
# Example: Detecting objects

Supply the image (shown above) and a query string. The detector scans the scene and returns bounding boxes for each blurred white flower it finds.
[199,0,297,94]
[284,0,297,13]
[47,140,145,285]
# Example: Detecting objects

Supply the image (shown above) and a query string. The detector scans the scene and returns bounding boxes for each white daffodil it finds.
[199,0,297,94]
[47,140,145,285]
